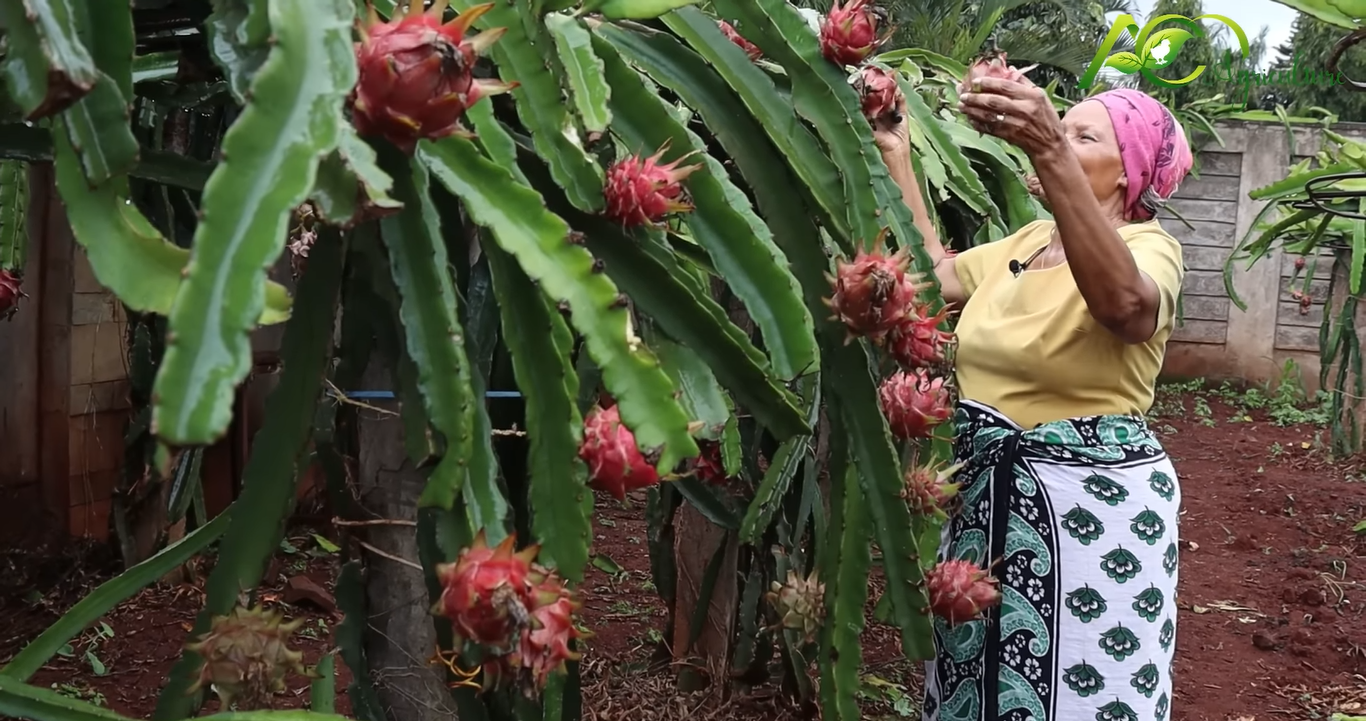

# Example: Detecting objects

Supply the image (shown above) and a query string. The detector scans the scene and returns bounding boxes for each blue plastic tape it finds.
[337,390,523,399]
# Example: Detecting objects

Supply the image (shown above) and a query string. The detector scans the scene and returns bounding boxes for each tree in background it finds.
[1266,13,1366,121]
[995,0,1135,99]
[1104,0,1271,135]
[791,0,1133,90]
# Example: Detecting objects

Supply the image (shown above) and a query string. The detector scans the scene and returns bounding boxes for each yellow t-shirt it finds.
[952,219,1185,429]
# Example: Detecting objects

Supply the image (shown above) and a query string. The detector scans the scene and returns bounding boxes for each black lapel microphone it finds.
[1008,245,1048,278]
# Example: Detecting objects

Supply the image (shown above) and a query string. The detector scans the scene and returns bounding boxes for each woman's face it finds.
[1060,100,1128,217]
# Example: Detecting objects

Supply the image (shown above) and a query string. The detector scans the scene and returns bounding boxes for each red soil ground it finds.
[3,382,1365,721]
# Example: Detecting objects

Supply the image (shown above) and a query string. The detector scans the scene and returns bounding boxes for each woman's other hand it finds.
[1025,173,1049,206]
[873,95,910,155]
[957,77,1065,160]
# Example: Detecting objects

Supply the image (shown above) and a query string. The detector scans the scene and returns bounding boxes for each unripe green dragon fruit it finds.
[184,602,311,710]
[765,569,826,645]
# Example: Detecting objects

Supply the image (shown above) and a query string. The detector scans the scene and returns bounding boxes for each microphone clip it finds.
[1008,245,1048,278]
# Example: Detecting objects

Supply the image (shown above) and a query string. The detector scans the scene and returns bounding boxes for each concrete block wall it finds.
[1158,119,1366,392]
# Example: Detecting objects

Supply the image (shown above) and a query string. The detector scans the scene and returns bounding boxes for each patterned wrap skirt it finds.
[921,400,1181,721]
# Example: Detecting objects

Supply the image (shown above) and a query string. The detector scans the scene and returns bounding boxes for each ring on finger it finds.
[995,113,1005,122]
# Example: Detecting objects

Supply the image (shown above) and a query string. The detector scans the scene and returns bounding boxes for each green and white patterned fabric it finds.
[922,400,1181,721]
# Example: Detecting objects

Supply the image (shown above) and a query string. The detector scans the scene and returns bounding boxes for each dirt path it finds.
[3,382,1364,721]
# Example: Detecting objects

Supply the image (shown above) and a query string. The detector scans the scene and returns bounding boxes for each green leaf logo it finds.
[1141,27,1194,69]
[1103,51,1144,74]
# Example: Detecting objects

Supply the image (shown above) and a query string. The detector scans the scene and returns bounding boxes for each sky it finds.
[1119,0,1299,68]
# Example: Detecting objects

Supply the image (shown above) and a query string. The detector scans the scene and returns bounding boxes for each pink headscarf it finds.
[1087,89,1193,221]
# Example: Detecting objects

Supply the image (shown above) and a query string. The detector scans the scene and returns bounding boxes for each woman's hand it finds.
[1025,173,1048,207]
[872,94,910,155]
[957,77,1065,160]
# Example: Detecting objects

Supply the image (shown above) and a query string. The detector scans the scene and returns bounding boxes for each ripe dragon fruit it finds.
[886,302,955,369]
[691,441,728,486]
[958,46,1038,94]
[578,404,661,500]
[765,569,826,645]
[0,269,23,320]
[924,559,1001,626]
[602,143,703,227]
[513,592,587,694]
[902,459,964,518]
[879,369,954,439]
[824,227,930,344]
[853,64,902,122]
[478,574,588,698]
[435,530,540,652]
[820,0,887,67]
[717,19,762,61]
[350,0,517,154]
[184,602,310,710]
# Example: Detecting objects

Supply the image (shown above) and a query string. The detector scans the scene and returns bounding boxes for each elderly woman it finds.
[873,79,1191,721]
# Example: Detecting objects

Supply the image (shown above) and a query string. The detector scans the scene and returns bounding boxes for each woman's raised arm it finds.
[873,97,967,306]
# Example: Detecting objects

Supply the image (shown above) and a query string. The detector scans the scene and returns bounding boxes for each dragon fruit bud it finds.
[578,405,661,500]
[603,142,703,227]
[717,19,762,61]
[435,530,540,652]
[0,269,24,320]
[351,0,517,154]
[184,603,310,710]
[879,369,953,439]
[823,227,930,343]
[765,569,826,645]
[925,559,1001,626]
[902,459,964,518]
[887,303,956,369]
[958,47,1037,94]
[820,0,886,66]
[853,64,902,122]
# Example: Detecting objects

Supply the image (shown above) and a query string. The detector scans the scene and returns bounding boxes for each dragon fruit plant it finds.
[0,0,993,719]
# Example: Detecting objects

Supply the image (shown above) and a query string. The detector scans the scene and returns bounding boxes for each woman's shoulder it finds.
[1119,219,1181,246]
